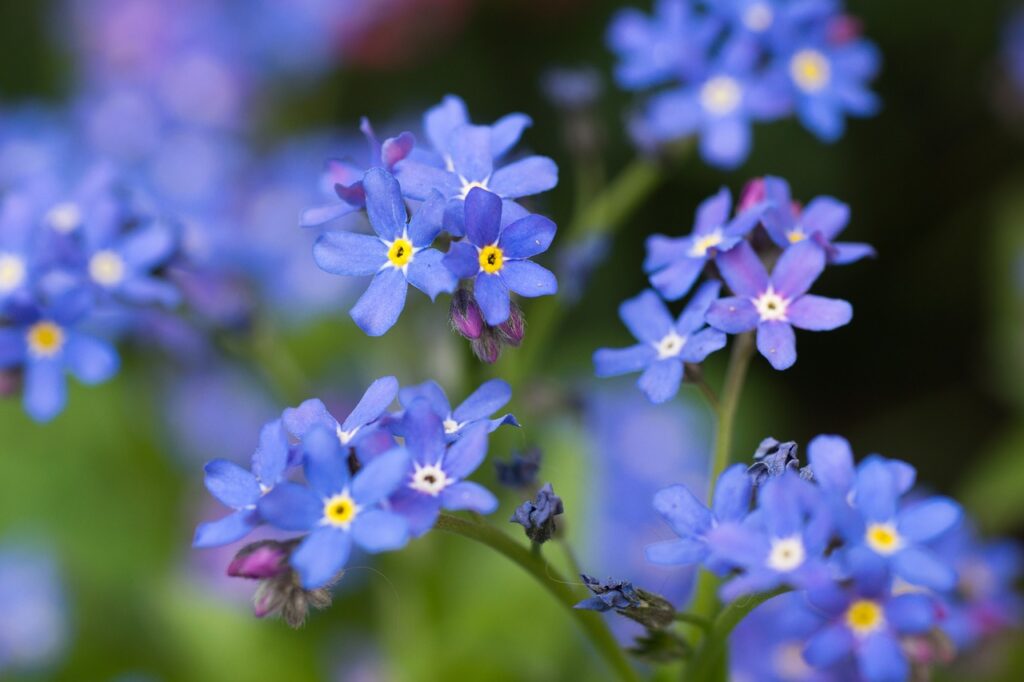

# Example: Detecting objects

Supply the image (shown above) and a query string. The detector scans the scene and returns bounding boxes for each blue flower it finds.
[193,419,291,548]
[761,176,874,264]
[606,0,713,90]
[0,196,37,311]
[397,378,518,441]
[442,188,558,325]
[0,296,119,422]
[644,187,763,301]
[0,544,68,674]
[593,282,727,404]
[706,239,853,370]
[387,399,499,536]
[394,95,558,236]
[312,168,456,336]
[729,592,836,682]
[258,427,411,589]
[645,464,752,571]
[707,471,833,601]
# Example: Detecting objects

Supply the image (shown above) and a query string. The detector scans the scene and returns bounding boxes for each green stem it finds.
[434,513,641,682]
[708,331,755,489]
[687,590,785,682]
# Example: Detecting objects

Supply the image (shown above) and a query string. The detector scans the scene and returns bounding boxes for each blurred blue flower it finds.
[313,168,455,336]
[594,282,726,404]
[398,378,518,441]
[644,187,763,301]
[0,544,68,675]
[707,240,853,370]
[258,427,411,589]
[606,0,712,90]
[442,188,558,325]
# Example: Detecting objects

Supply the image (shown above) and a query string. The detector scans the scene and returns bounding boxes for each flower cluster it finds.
[644,434,1019,681]
[595,177,866,403]
[306,96,560,340]
[607,0,881,167]
[193,376,519,594]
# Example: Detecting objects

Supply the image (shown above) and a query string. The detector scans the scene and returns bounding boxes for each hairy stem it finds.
[434,513,641,682]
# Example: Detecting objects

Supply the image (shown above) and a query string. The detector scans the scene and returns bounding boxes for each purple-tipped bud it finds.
[228,541,290,580]
[450,289,485,340]
[827,15,863,44]
[471,330,503,364]
[496,301,525,347]
[737,177,766,213]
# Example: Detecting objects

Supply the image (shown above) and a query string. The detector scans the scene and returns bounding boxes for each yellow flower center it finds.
[787,228,807,244]
[865,522,903,555]
[323,492,360,529]
[790,49,831,93]
[688,229,724,258]
[479,245,504,274]
[26,321,65,358]
[699,76,743,116]
[89,250,126,287]
[845,599,885,636]
[0,253,26,293]
[387,238,414,269]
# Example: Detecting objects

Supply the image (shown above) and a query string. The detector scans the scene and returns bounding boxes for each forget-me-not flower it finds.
[397,378,518,440]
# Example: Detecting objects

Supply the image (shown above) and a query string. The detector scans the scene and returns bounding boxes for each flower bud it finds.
[471,329,502,364]
[827,15,863,44]
[510,483,564,544]
[496,301,525,347]
[738,177,766,213]
[450,289,485,340]
[495,448,542,488]
[227,540,291,580]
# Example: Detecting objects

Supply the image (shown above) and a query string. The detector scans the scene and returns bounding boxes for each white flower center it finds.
[443,418,461,435]
[46,202,82,233]
[689,228,724,258]
[458,177,491,200]
[88,250,126,287]
[772,643,813,680]
[336,423,360,446]
[743,2,774,32]
[409,462,451,496]
[790,49,831,93]
[766,536,806,572]
[0,253,26,293]
[699,76,743,116]
[753,287,789,322]
[654,331,686,359]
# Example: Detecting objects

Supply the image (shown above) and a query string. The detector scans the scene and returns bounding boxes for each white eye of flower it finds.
[654,331,686,359]
[0,253,27,293]
[753,287,789,322]
[766,536,806,572]
[409,463,451,496]
[689,229,724,258]
[458,178,490,200]
[699,76,743,116]
[742,2,774,32]
[88,250,126,287]
[443,418,461,435]
[336,423,360,446]
[46,202,82,233]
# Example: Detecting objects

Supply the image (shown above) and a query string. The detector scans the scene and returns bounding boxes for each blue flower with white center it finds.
[839,457,961,592]
[644,187,763,301]
[282,376,399,458]
[706,471,833,601]
[761,175,875,264]
[193,419,290,548]
[799,570,935,682]
[783,38,881,142]
[299,118,415,228]
[0,544,68,675]
[593,282,727,404]
[257,426,411,589]
[312,168,456,336]
[394,95,558,236]
[645,464,752,572]
[706,239,853,370]
[0,196,37,312]
[387,399,499,537]
[442,188,558,325]
[0,295,119,422]
[397,378,519,441]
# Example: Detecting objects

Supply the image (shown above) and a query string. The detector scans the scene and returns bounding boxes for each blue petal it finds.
[464,187,502,247]
[313,231,387,276]
[892,547,957,591]
[705,522,767,568]
[0,329,25,368]
[637,358,683,403]
[756,321,797,370]
[490,112,531,158]
[831,242,876,265]
[442,423,488,479]
[802,196,850,240]
[706,296,759,334]
[644,234,690,272]
[303,425,350,497]
[300,202,361,228]
[351,509,409,553]
[649,256,704,301]
[363,168,408,241]
[474,273,510,325]
[293,527,351,589]
[694,187,733,233]
[857,633,907,682]
[204,459,261,509]
[119,222,175,270]
[252,419,289,486]
[442,241,479,279]
[759,473,805,537]
[788,294,852,332]
[119,277,180,307]
[645,538,708,565]
[771,240,826,298]
[798,97,845,143]
[352,446,411,507]
[399,399,447,464]
[594,345,656,377]
[676,280,721,333]
[714,241,768,297]
[853,458,898,522]
[449,125,493,181]
[885,593,935,634]
[712,464,753,522]
[65,333,119,385]
[424,95,469,155]
[388,488,442,537]
[24,357,66,423]
[897,498,961,544]
[499,215,556,259]
[350,268,408,336]
[282,398,337,439]
[453,379,511,423]
[257,482,322,531]
[807,434,855,492]
[407,191,446,246]
[802,623,854,668]
[398,380,450,416]
[619,289,673,343]
[679,328,726,363]
[500,260,557,297]
[394,160,458,201]
[699,117,751,169]
[192,509,259,548]
[653,484,713,538]
[343,376,399,434]
[489,156,559,199]
[407,248,457,300]
[441,480,498,514]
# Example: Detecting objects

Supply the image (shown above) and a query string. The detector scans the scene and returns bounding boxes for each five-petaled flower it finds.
[398,378,518,441]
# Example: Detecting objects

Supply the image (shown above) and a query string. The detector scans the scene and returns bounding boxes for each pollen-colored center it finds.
[323,492,359,528]
[699,76,743,116]
[766,536,806,572]
[790,49,831,93]
[387,238,414,268]
[89,250,126,287]
[0,253,26,293]
[753,288,789,322]
[410,463,451,496]
[443,418,461,435]
[459,179,490,200]
[786,228,807,244]
[742,2,774,32]
[46,202,82,234]
[845,599,885,636]
[689,229,724,258]
[26,321,65,358]
[865,522,902,555]
[479,245,504,274]
[655,331,686,359]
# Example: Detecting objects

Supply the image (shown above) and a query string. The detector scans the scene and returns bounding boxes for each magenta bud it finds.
[827,15,862,44]
[228,541,289,580]
[496,302,525,347]
[450,289,485,340]
[737,177,766,213]
[471,330,503,364]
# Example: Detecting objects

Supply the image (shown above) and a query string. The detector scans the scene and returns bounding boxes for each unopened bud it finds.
[228,540,292,580]
[511,483,563,544]
[471,329,503,364]
[496,301,525,347]
[737,177,766,213]
[450,289,485,340]
[827,15,863,44]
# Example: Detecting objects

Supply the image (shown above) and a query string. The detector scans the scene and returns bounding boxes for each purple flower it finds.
[397,378,518,441]
[593,282,727,404]
[394,95,558,236]
[258,427,411,589]
[193,419,291,548]
[644,187,763,301]
[762,176,874,264]
[387,399,499,537]
[706,240,853,370]
[442,188,558,325]
[312,168,456,336]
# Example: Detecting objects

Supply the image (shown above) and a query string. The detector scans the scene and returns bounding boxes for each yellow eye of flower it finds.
[865,522,902,555]
[323,492,360,528]
[387,238,414,268]
[787,229,806,244]
[845,599,885,636]
[26,321,65,358]
[790,49,831,93]
[689,230,724,258]
[479,245,504,274]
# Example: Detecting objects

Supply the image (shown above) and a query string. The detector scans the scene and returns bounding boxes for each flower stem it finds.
[434,513,641,682]
[687,589,785,682]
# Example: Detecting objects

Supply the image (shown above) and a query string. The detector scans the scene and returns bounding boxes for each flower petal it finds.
[398,380,450,416]
[500,260,557,298]
[441,480,498,514]
[490,112,531,158]
[499,214,556,259]
[393,160,458,201]
[756,321,797,370]
[706,297,759,334]
[712,464,753,522]
[464,187,502,247]
[715,240,768,297]
[407,191,446,246]
[407,248,457,300]
[342,375,400,434]
[619,289,673,343]
[650,256,704,301]
[892,548,957,591]
[282,398,336,440]
[638,358,683,403]
[897,498,961,544]
[474,273,510,325]
[787,295,852,331]
[694,187,733,233]
[192,509,259,548]
[349,268,408,336]
[645,538,708,565]
[352,446,411,507]
[679,328,726,363]
[119,222,175,270]
[302,425,350,497]
[594,345,656,377]
[300,202,361,228]
[442,423,488,479]
[351,509,409,553]
[653,484,713,538]
[803,623,854,668]
[802,196,850,240]
[257,482,322,531]
[807,434,855,492]
[676,280,722,333]
[453,379,511,423]
[771,239,826,298]
[489,156,559,199]
[313,231,387,276]
[857,634,908,682]
[442,241,479,279]
[292,527,352,589]
[449,125,493,181]
[362,168,408,241]
[252,419,289,486]
[204,459,261,509]
[65,333,119,385]
[425,95,468,155]
[24,358,66,423]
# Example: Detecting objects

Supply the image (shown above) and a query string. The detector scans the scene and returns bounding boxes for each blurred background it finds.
[1,0,1023,680]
